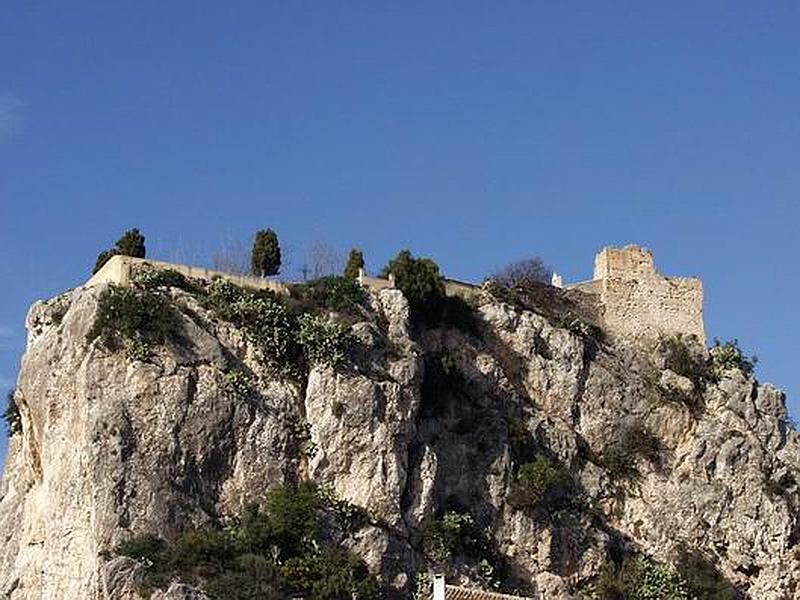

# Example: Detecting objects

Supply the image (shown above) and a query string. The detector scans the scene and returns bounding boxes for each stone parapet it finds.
[85,255,289,295]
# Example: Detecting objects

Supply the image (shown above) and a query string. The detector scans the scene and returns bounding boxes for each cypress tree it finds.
[251,229,281,277]
[343,248,365,280]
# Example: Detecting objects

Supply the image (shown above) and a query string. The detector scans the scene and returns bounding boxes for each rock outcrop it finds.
[0,277,797,599]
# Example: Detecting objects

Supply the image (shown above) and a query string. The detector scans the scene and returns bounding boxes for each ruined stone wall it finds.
[442,277,481,300]
[86,255,289,295]
[592,246,705,345]
[600,273,705,345]
[357,269,395,290]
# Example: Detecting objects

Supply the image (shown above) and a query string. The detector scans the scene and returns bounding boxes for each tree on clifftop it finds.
[251,229,281,277]
[343,248,365,280]
[115,228,146,258]
[382,250,445,326]
[92,228,147,274]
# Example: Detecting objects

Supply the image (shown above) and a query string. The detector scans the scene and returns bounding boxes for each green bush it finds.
[290,276,366,314]
[508,456,569,513]
[418,511,508,591]
[205,279,357,377]
[203,554,283,600]
[263,481,323,557]
[380,250,481,334]
[589,555,689,599]
[3,390,22,435]
[709,338,757,379]
[204,280,303,378]
[87,285,180,352]
[318,485,371,535]
[221,370,251,399]
[282,548,380,600]
[134,267,203,294]
[227,504,276,556]
[116,534,167,563]
[203,278,251,316]
[297,314,354,368]
[169,529,236,571]
[421,512,475,563]
[383,250,446,327]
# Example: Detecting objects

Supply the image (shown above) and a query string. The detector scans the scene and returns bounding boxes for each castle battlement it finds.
[568,245,705,345]
[86,255,290,295]
[87,246,704,347]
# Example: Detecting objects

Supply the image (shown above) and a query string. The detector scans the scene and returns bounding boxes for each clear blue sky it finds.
[1,2,799,466]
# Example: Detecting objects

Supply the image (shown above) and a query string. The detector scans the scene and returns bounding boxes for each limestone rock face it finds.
[0,282,798,599]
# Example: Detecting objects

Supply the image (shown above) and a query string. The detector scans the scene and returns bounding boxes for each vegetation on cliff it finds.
[87,268,360,378]
[87,285,181,358]
[116,482,379,600]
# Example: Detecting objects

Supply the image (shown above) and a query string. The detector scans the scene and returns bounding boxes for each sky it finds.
[1,2,799,466]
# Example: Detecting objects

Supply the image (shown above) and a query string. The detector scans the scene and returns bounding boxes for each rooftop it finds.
[437,585,534,600]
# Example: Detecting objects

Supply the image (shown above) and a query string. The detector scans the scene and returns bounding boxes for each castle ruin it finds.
[566,245,705,345]
[86,245,705,347]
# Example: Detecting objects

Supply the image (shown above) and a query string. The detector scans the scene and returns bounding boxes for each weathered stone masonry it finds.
[567,245,705,345]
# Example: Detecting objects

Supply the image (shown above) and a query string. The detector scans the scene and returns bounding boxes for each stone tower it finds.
[571,245,705,345]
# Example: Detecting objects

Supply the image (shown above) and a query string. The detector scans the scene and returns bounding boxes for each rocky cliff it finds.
[0,272,797,599]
